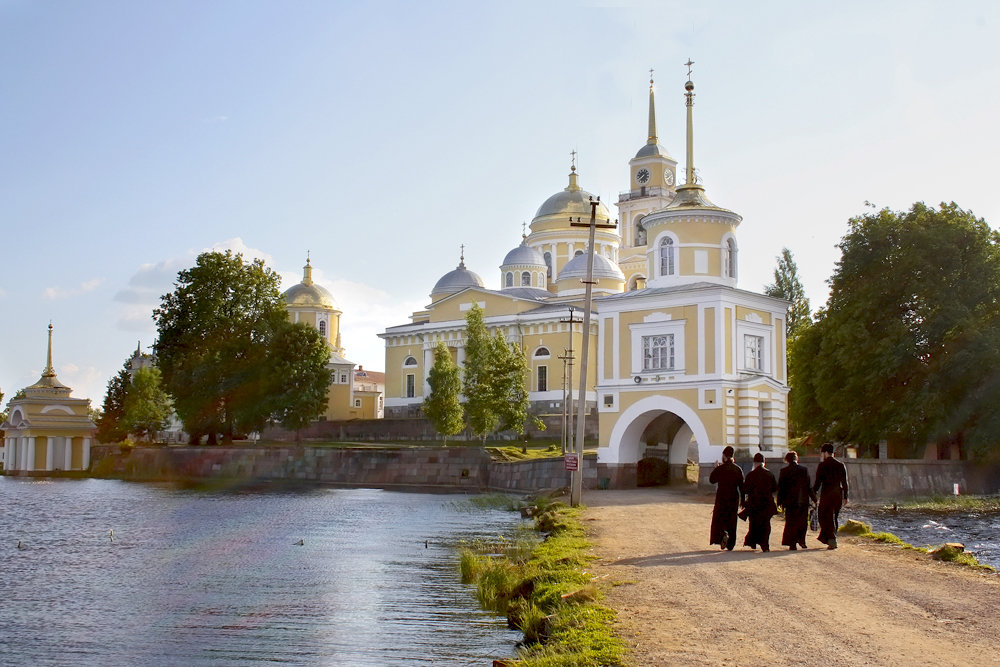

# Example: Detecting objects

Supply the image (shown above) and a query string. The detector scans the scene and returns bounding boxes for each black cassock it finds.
[742,466,777,551]
[813,456,849,545]
[777,462,814,547]
[709,461,744,551]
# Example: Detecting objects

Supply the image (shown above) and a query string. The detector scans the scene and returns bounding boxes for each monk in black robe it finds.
[777,451,815,550]
[742,452,777,551]
[813,443,849,549]
[709,446,744,551]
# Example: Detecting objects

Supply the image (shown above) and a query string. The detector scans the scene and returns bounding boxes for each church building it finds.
[385,70,790,484]
[2,325,96,473]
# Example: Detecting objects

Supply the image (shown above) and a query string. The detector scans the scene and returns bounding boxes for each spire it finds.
[647,68,657,145]
[43,322,56,378]
[302,254,314,286]
[459,243,466,268]
[683,58,696,187]
[567,151,581,192]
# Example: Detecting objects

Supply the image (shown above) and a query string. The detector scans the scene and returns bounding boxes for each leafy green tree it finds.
[423,341,464,444]
[263,322,332,435]
[489,331,531,435]
[791,202,1000,458]
[153,250,331,444]
[462,304,498,443]
[96,362,131,443]
[764,247,811,342]
[122,366,173,441]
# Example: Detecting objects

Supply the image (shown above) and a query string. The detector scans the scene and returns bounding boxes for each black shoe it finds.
[799,542,808,549]
[789,545,798,551]
[720,531,729,550]
[761,546,769,552]
[827,538,838,550]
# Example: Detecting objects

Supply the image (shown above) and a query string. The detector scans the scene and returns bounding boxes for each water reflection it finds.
[0,478,521,665]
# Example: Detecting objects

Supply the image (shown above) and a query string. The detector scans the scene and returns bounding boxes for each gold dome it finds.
[533,168,612,222]
[283,259,340,311]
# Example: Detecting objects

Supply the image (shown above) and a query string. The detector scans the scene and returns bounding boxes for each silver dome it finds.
[634,142,671,159]
[432,261,485,297]
[557,252,625,283]
[502,243,546,267]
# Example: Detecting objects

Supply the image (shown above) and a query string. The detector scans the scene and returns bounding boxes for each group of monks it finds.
[709,442,849,552]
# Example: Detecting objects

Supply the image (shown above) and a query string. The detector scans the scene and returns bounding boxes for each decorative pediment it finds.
[744,313,763,323]
[41,405,75,415]
[643,312,672,323]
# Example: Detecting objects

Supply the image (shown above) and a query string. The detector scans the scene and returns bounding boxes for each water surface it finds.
[0,478,521,665]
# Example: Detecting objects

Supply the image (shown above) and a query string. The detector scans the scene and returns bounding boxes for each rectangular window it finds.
[340,373,348,383]
[354,399,362,408]
[405,374,415,398]
[642,334,674,371]
[537,365,547,392]
[745,335,764,371]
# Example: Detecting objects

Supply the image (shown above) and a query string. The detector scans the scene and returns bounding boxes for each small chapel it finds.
[2,325,96,474]
[380,70,790,485]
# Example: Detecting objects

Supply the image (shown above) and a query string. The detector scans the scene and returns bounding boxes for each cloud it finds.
[42,277,105,300]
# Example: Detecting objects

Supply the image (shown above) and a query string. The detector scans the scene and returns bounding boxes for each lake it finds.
[0,478,522,665]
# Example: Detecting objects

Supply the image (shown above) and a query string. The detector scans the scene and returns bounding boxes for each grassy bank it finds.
[877,494,1000,512]
[460,497,627,666]
[838,519,995,572]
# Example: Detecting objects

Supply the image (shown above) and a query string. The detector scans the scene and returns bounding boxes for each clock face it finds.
[635,168,651,184]
[664,169,675,185]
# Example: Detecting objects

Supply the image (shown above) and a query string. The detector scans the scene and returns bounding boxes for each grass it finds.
[451,493,522,512]
[838,519,994,571]
[460,497,628,666]
[884,494,1000,512]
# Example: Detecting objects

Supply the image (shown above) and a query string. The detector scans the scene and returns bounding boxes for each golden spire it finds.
[43,322,56,378]
[567,150,581,192]
[302,254,314,286]
[647,68,657,145]
[682,58,697,188]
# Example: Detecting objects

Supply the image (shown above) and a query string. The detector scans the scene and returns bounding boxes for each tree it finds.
[423,341,464,444]
[96,362,131,443]
[121,366,173,441]
[462,304,498,443]
[489,331,531,435]
[790,202,1000,458]
[764,247,811,342]
[153,250,331,443]
[263,322,333,435]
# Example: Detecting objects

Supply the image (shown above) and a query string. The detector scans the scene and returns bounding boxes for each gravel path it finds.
[586,487,1000,666]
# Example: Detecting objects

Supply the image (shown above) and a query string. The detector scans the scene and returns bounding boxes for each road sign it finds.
[564,453,579,471]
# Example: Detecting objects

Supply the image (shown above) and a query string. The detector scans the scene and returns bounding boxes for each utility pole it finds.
[568,198,617,507]
[558,307,580,456]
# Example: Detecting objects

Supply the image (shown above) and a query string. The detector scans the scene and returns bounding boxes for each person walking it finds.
[710,446,744,551]
[777,451,815,550]
[742,452,778,552]
[813,443,849,549]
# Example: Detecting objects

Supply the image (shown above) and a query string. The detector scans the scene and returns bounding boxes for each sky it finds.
[2,1,999,408]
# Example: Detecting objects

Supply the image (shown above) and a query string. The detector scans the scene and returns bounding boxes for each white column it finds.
[26,437,36,471]
[46,438,54,471]
[3,437,9,470]
[422,346,433,397]
[82,437,91,470]
[65,438,72,470]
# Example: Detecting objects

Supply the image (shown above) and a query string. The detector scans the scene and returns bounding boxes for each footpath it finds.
[586,487,1000,666]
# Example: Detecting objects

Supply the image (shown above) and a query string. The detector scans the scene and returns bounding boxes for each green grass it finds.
[839,521,994,571]
[460,500,628,666]
[886,494,1000,512]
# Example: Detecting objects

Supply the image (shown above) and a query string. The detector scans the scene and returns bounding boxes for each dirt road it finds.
[586,487,1000,666]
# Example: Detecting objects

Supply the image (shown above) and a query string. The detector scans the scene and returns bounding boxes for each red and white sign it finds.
[564,453,579,471]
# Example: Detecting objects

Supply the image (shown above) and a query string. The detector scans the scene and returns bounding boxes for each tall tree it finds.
[423,341,464,444]
[121,366,173,441]
[96,362,131,443]
[153,250,331,443]
[791,202,1000,458]
[489,331,531,435]
[764,247,811,342]
[462,304,498,443]
[263,322,333,435]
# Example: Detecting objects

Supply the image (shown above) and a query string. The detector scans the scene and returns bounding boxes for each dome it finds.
[284,258,339,310]
[284,282,338,309]
[432,260,485,297]
[533,169,612,221]
[557,252,625,283]
[634,142,670,159]
[502,242,546,268]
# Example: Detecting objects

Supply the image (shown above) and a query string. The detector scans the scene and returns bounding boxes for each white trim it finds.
[41,405,74,415]
[629,318,686,376]
[599,395,713,465]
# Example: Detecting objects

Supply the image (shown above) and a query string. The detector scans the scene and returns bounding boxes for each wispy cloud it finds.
[42,277,105,300]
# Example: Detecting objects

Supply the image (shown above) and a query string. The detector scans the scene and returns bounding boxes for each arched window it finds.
[521,271,531,286]
[635,218,647,245]
[505,272,513,287]
[318,320,327,337]
[534,347,550,357]
[403,356,417,367]
[574,250,584,257]
[725,238,738,279]
[544,252,552,278]
[659,237,675,276]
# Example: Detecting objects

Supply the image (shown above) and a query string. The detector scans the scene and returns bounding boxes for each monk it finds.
[813,442,849,549]
[777,451,815,550]
[742,452,777,552]
[709,446,744,551]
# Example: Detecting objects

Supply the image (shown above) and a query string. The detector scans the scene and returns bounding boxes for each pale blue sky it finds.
[3,1,999,407]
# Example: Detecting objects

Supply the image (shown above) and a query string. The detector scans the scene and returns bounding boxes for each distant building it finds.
[352,367,385,419]
[2,325,96,473]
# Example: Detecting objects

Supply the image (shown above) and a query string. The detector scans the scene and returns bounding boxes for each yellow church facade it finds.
[2,325,96,473]
[380,72,789,483]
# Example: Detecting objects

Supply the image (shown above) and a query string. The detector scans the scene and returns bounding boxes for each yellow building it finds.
[2,325,96,473]
[283,257,385,421]
[381,73,789,483]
